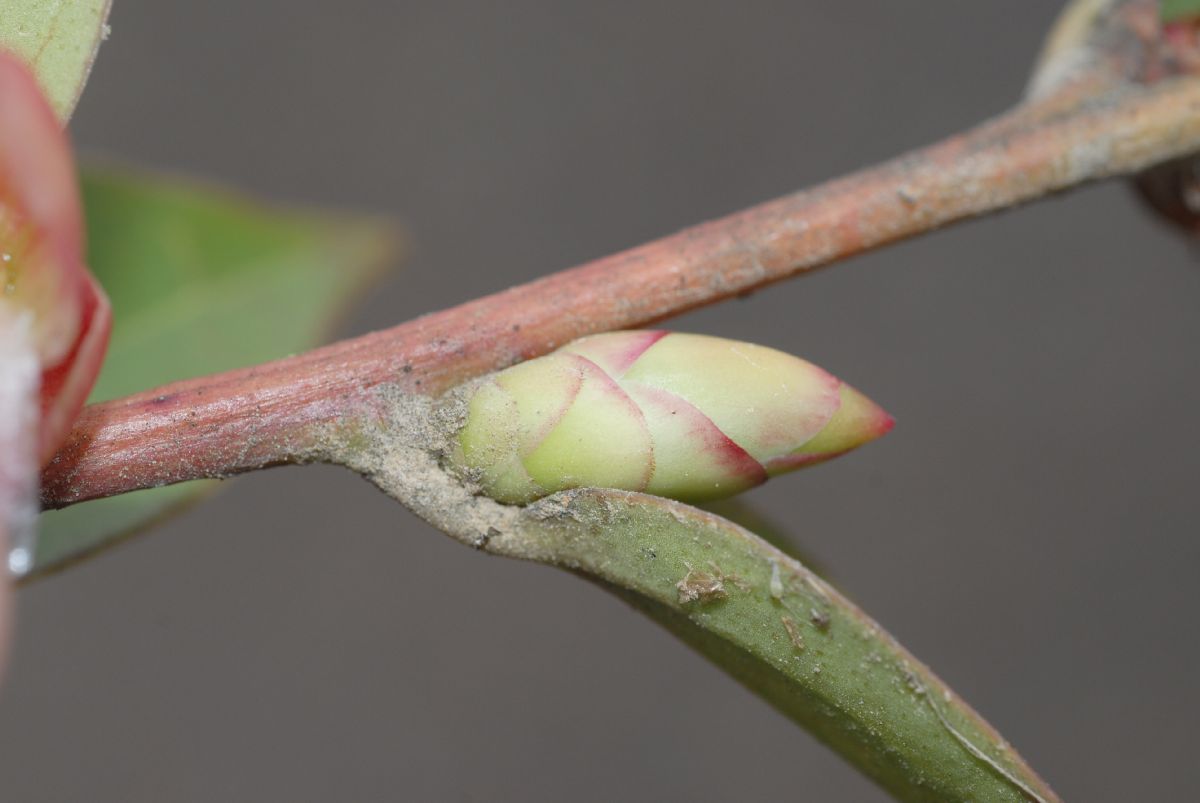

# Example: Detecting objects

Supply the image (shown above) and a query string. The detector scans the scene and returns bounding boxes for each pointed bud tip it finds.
[816,382,894,450]
[840,382,895,441]
[764,382,893,474]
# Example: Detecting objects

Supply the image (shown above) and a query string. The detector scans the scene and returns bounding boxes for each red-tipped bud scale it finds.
[453,331,892,505]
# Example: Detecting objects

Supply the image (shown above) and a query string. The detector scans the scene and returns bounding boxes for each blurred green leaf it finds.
[0,0,111,120]
[31,164,398,579]
[1163,0,1200,21]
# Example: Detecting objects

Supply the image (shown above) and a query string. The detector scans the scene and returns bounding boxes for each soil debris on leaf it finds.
[781,615,806,653]
[676,563,728,605]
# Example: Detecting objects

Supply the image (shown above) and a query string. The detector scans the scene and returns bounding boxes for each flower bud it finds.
[453,330,893,504]
[0,53,110,465]
[0,53,111,581]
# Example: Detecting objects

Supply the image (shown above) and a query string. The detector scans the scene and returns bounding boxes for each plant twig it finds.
[41,70,1200,509]
[36,8,1182,798]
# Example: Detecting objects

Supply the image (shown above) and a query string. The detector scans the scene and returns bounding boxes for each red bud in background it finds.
[0,53,110,466]
[0,52,109,587]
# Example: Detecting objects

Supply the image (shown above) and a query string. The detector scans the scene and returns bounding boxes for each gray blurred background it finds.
[2,2,1197,801]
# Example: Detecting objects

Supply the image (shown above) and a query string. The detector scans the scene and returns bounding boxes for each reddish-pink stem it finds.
[40,75,1200,509]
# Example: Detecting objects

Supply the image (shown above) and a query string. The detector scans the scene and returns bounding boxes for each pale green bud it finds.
[452,330,892,505]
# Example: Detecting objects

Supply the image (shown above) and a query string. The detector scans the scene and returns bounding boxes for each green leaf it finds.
[350,386,1056,798]
[0,0,112,120]
[512,490,1059,802]
[1163,0,1200,22]
[30,164,398,579]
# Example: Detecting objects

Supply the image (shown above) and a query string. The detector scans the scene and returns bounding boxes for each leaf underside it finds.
[511,489,1056,803]
[0,0,111,121]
